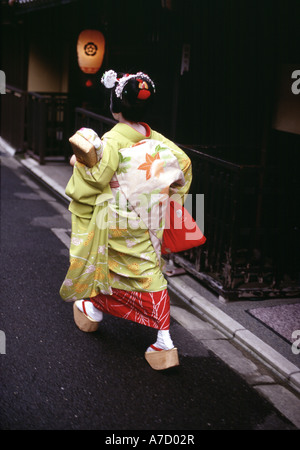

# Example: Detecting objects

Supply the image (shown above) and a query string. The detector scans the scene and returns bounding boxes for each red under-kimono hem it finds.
[90,288,170,330]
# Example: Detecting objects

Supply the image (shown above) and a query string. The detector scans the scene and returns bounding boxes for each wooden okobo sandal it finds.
[145,346,179,370]
[73,301,100,332]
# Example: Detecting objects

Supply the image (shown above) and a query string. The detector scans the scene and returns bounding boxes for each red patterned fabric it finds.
[90,288,170,330]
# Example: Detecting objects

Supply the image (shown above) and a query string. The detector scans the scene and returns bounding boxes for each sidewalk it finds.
[1,138,300,427]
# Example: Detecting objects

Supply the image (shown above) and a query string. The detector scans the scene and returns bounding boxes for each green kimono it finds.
[60,123,192,302]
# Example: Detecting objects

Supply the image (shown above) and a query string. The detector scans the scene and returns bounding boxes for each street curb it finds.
[20,158,71,203]
[0,137,15,156]
[167,275,300,395]
[0,138,70,204]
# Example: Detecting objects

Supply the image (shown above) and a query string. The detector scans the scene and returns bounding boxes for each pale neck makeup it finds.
[112,112,147,136]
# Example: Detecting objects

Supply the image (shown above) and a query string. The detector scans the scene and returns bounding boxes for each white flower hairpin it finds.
[101,70,118,89]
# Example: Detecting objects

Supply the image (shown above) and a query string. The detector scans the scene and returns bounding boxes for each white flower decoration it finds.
[85,265,96,274]
[98,245,106,255]
[101,70,118,89]
[71,237,83,246]
[125,239,136,248]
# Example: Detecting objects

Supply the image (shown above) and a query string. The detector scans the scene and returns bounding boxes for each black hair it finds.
[110,72,155,122]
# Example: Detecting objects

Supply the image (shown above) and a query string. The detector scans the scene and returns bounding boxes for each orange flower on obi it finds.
[137,152,164,180]
[131,140,146,147]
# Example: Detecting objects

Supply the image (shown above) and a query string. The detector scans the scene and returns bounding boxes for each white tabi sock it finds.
[147,329,174,352]
[75,300,103,322]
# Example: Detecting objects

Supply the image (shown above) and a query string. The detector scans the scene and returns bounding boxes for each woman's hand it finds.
[70,154,77,166]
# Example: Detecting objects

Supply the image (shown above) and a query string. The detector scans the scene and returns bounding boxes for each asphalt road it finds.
[0,152,296,432]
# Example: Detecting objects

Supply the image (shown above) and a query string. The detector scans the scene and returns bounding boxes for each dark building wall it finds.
[175,1,279,158]
[1,0,299,156]
[1,19,28,90]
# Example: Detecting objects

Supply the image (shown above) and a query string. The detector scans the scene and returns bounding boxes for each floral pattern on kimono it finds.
[60,123,192,302]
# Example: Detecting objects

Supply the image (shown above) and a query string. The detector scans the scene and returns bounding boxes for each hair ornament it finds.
[115,71,156,99]
[101,70,118,89]
[136,72,156,92]
[136,79,150,100]
[115,73,136,99]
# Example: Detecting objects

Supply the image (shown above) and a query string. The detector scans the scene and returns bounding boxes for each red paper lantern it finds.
[77,30,105,74]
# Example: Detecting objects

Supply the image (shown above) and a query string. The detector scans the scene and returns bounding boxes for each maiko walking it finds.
[60,70,193,370]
